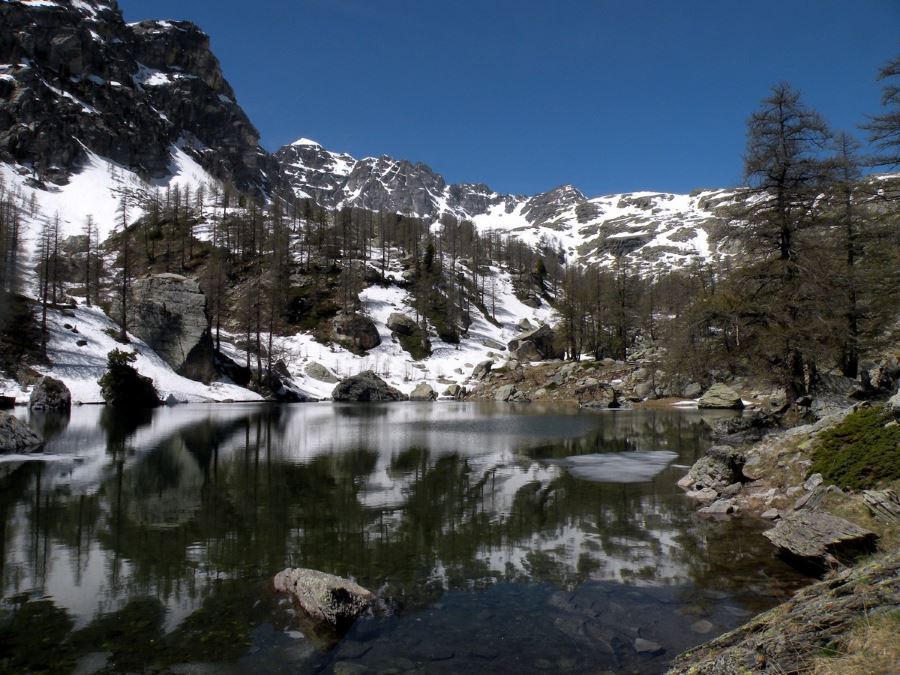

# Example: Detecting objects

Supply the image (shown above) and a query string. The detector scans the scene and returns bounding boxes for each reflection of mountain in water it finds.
[0,404,806,672]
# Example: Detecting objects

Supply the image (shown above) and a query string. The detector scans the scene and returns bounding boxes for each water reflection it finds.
[0,403,806,673]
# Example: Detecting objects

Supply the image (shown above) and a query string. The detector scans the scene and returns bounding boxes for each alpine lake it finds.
[0,402,809,674]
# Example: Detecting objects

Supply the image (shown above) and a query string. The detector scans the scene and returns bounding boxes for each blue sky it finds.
[118,0,899,196]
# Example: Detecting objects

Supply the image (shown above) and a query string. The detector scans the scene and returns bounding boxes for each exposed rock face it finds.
[763,511,878,573]
[669,552,900,675]
[697,383,744,409]
[442,384,466,400]
[331,313,381,353]
[0,0,277,193]
[305,362,339,384]
[409,383,436,401]
[507,324,560,361]
[113,274,210,376]
[0,412,42,453]
[273,568,372,631]
[332,371,407,402]
[28,376,71,411]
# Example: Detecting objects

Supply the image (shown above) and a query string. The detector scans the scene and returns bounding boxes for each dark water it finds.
[0,403,808,674]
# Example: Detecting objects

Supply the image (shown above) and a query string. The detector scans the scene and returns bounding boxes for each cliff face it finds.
[0,0,275,194]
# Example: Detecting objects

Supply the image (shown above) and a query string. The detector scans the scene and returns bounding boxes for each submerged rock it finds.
[273,568,372,631]
[332,371,407,402]
[0,412,42,453]
[28,376,71,411]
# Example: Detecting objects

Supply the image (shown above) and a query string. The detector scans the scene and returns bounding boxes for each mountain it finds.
[276,138,739,271]
[0,0,275,195]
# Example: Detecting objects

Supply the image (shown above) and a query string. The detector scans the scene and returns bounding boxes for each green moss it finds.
[397,331,430,360]
[810,405,900,490]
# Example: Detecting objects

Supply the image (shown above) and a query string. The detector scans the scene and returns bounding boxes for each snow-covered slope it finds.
[0,301,261,404]
[276,139,741,272]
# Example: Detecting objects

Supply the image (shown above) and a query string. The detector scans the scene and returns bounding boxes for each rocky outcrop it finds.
[273,568,372,631]
[0,0,277,193]
[331,313,381,353]
[113,274,210,377]
[442,384,466,400]
[697,383,744,409]
[763,511,878,573]
[28,376,71,411]
[386,312,417,335]
[305,362,339,384]
[668,551,899,675]
[0,412,42,453]
[507,324,560,361]
[677,445,746,503]
[332,371,407,402]
[409,383,436,401]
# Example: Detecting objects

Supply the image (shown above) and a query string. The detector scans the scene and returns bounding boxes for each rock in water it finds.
[697,383,744,409]
[29,376,71,411]
[763,511,878,572]
[0,412,42,453]
[273,568,372,630]
[332,371,407,402]
[409,383,436,401]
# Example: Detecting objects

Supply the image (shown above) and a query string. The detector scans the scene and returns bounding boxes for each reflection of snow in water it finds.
[548,451,679,483]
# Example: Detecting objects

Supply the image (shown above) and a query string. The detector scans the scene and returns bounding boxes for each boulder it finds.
[471,360,493,381]
[111,274,210,375]
[0,412,42,453]
[386,312,417,336]
[698,383,744,409]
[331,313,381,353]
[763,511,878,573]
[332,371,407,402]
[683,382,702,398]
[409,383,436,401]
[889,386,900,415]
[273,568,372,630]
[679,445,745,495]
[442,384,466,400]
[98,350,161,408]
[28,376,71,411]
[495,384,516,402]
[514,340,542,362]
[305,362,340,384]
[506,324,560,360]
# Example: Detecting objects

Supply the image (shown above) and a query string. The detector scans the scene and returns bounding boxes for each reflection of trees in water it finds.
[1,406,803,670]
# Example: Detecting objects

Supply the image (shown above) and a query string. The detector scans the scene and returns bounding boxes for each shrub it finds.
[810,405,900,490]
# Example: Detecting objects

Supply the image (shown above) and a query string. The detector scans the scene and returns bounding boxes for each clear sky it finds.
[117,0,899,197]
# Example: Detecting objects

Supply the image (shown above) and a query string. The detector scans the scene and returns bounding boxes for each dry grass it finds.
[811,610,900,675]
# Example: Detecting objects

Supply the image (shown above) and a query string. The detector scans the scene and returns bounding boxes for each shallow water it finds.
[0,403,808,673]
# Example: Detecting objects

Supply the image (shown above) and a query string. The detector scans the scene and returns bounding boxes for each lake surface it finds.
[0,403,808,674]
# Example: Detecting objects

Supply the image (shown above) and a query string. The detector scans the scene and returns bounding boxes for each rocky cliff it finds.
[0,0,275,194]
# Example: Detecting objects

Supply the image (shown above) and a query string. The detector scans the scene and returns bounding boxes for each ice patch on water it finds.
[549,451,679,483]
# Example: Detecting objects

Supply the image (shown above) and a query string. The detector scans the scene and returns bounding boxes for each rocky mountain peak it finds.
[0,0,275,193]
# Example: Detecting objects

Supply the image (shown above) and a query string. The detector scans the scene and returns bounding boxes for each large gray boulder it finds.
[698,383,744,409]
[332,371,407,402]
[331,313,381,353]
[0,412,42,453]
[471,360,493,381]
[506,324,561,360]
[305,362,339,384]
[29,376,71,411]
[409,383,436,401]
[273,568,372,630]
[112,274,210,375]
[763,511,878,572]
